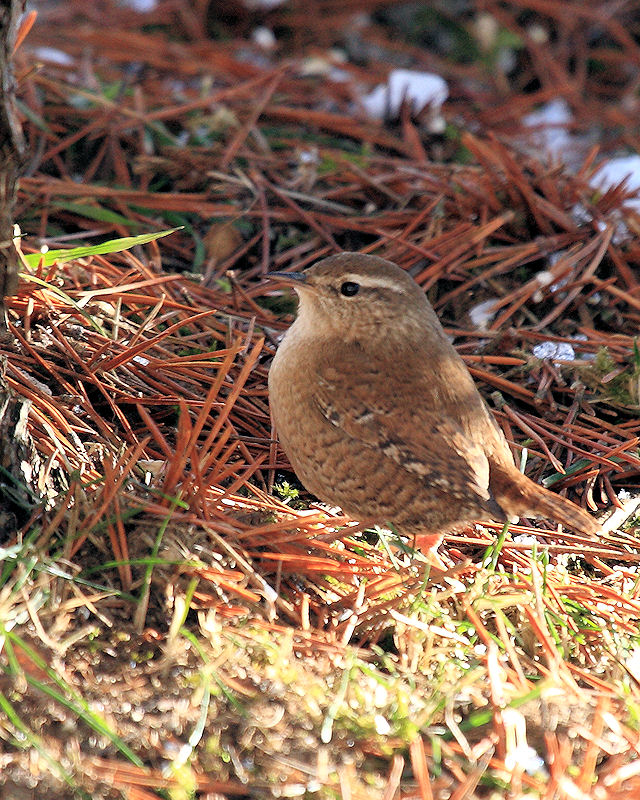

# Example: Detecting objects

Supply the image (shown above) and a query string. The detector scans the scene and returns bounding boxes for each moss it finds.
[255,291,298,316]
[578,346,640,407]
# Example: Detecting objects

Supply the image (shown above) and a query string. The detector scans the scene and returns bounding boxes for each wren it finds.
[268,253,600,561]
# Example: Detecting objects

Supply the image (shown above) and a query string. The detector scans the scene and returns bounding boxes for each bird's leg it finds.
[412,532,447,570]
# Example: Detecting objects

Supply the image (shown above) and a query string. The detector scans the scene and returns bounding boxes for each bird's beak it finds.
[268,271,308,287]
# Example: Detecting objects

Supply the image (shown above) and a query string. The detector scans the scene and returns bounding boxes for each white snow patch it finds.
[298,149,318,165]
[532,341,576,363]
[299,56,333,77]
[362,69,448,132]
[360,85,388,118]
[535,270,554,287]
[590,155,640,212]
[243,0,287,8]
[328,67,350,83]
[119,0,157,10]
[523,99,573,162]
[572,203,592,226]
[251,27,276,50]
[468,298,498,330]
[570,333,595,361]
[33,47,74,66]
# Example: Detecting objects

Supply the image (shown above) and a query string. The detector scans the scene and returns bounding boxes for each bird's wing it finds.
[314,363,493,504]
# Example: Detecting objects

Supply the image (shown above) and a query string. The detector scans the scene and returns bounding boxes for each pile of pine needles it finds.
[3,1,640,797]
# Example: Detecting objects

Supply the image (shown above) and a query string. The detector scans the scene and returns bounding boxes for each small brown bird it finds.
[268,253,600,561]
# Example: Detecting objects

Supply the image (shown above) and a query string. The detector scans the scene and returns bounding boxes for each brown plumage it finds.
[268,253,600,558]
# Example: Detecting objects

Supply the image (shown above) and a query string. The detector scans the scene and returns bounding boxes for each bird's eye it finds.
[340,281,360,297]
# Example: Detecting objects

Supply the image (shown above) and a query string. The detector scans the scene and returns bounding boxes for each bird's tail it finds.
[492,466,601,537]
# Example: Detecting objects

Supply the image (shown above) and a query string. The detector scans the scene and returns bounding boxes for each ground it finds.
[2,1,640,798]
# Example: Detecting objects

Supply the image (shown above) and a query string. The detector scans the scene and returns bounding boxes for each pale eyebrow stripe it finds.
[341,274,403,291]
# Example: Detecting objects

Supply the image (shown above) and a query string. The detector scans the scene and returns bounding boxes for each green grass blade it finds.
[22,227,181,268]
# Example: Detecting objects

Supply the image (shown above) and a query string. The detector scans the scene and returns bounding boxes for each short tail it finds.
[492,466,601,537]
[523,482,601,536]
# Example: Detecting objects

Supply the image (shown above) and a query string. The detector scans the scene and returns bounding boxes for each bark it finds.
[0,0,25,301]
[0,362,38,539]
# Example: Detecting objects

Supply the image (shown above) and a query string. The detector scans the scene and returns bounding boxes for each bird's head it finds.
[269,252,439,341]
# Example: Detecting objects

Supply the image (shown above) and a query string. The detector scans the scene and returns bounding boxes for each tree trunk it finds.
[0,0,25,301]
